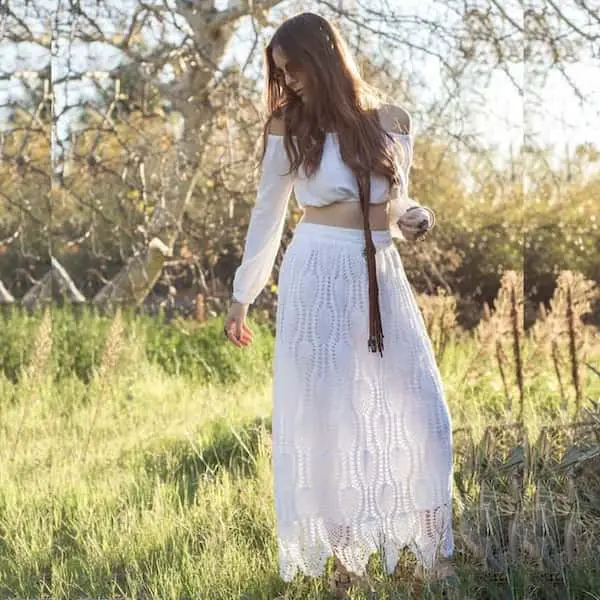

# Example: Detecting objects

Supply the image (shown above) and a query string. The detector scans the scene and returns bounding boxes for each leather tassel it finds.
[357,172,385,357]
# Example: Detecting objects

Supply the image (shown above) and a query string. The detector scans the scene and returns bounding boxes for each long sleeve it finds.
[387,132,420,240]
[232,135,294,305]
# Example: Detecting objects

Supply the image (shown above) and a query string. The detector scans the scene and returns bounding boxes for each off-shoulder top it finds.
[232,131,419,305]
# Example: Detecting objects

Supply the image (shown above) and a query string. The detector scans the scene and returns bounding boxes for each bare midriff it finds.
[300,200,391,231]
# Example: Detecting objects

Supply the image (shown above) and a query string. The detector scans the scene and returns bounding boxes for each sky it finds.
[224,0,600,171]
[1,0,598,174]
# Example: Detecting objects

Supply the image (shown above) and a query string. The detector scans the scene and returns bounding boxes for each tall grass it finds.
[0,272,599,599]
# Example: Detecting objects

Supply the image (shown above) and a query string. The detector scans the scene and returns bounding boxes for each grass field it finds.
[1,277,599,599]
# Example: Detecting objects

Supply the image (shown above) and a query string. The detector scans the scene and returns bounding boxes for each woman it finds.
[224,12,456,598]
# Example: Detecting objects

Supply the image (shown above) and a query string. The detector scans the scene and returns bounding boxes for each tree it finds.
[2,0,598,313]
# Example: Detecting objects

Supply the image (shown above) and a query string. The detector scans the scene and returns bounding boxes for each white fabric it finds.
[293,132,412,209]
[272,222,454,581]
[232,132,419,305]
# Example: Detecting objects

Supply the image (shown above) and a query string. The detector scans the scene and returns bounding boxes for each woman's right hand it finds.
[397,206,435,241]
[224,300,254,348]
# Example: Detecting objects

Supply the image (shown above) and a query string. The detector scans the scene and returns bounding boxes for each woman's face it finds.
[272,45,309,103]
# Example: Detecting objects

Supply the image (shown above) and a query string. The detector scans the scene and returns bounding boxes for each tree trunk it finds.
[0,280,14,304]
[92,237,173,310]
[91,0,283,310]
[21,256,86,311]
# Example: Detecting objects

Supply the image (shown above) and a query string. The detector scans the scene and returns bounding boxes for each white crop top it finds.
[232,131,420,305]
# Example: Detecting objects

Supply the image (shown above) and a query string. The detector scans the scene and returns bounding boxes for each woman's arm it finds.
[231,120,294,305]
[379,104,434,240]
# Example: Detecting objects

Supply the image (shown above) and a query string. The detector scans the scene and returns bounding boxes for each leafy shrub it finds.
[0,307,40,382]
[140,314,274,384]
[0,307,274,386]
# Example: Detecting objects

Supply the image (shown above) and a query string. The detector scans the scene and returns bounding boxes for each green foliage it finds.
[140,314,274,384]
[0,307,274,386]
[0,325,598,599]
[0,308,40,382]
[436,210,522,301]
[50,306,114,382]
[526,202,600,307]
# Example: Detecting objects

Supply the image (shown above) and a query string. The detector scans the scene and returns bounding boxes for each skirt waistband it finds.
[294,221,393,249]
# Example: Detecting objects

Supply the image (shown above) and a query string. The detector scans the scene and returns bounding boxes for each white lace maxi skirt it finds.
[271,221,454,582]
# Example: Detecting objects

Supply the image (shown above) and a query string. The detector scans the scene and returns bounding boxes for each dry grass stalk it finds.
[474,271,524,420]
[509,277,524,421]
[533,271,598,417]
[532,303,564,405]
[95,307,125,382]
[550,340,568,410]
[416,289,457,361]
[455,419,600,573]
[10,308,53,463]
[474,302,493,348]
[566,283,581,413]
[80,308,126,465]
[495,339,511,412]
[20,306,52,383]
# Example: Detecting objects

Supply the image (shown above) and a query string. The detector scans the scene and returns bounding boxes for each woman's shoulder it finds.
[377,104,412,136]
[267,115,286,136]
[265,105,290,136]
[264,106,412,140]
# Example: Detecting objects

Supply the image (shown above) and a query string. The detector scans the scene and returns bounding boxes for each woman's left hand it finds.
[224,301,254,348]
[397,206,435,241]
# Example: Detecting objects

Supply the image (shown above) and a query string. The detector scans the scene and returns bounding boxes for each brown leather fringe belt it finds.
[356,172,384,357]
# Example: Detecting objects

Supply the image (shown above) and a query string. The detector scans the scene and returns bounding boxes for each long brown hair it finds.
[261,12,404,356]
